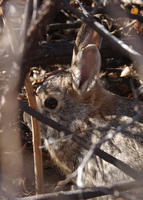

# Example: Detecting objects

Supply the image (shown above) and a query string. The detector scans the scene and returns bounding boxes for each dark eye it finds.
[44,97,58,109]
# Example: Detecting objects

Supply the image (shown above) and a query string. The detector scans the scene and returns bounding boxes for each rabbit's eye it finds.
[44,97,58,109]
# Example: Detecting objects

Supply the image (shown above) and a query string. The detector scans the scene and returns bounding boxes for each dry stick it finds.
[48,21,81,31]
[16,187,113,200]
[63,0,143,64]
[31,0,39,23]
[25,76,43,194]
[20,101,72,135]
[17,180,143,200]
[74,136,143,181]
[19,101,143,181]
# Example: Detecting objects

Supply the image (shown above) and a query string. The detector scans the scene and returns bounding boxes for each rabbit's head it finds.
[36,25,104,145]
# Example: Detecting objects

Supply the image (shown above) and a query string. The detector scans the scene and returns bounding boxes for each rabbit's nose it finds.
[44,97,58,109]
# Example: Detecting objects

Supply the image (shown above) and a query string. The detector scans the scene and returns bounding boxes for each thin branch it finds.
[19,100,73,135]
[17,180,143,200]
[54,171,77,192]
[74,136,143,181]
[48,21,81,32]
[63,0,143,65]
[31,0,39,23]
[93,107,143,149]
[16,187,113,200]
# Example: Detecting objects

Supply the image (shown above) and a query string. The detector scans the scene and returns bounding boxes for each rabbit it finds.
[36,23,143,199]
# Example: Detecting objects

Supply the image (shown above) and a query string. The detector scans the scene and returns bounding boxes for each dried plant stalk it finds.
[25,76,43,194]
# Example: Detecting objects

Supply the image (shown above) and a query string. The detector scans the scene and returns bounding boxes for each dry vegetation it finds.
[0,0,143,199]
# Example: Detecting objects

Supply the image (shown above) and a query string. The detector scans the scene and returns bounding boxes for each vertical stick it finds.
[25,75,43,194]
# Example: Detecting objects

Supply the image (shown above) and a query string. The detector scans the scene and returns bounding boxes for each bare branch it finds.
[16,187,113,200]
[17,180,143,200]
[20,100,73,135]
[63,0,143,67]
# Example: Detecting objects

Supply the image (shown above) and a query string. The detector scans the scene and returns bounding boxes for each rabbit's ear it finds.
[72,24,102,66]
[72,44,101,93]
[71,25,102,94]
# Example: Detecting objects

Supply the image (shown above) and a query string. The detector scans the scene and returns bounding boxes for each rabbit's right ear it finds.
[71,24,102,94]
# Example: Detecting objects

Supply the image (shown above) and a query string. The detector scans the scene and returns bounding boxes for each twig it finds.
[17,180,143,200]
[31,0,39,23]
[54,171,77,191]
[20,100,73,135]
[48,21,81,31]
[16,187,113,200]
[127,13,143,23]
[74,136,143,181]
[25,76,43,194]
[63,0,143,65]
[46,69,64,78]
[94,108,143,149]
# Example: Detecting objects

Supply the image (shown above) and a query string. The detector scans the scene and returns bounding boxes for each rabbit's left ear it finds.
[71,24,102,94]
[71,44,101,93]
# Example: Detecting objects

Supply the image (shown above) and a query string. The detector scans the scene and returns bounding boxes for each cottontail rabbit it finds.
[36,24,143,199]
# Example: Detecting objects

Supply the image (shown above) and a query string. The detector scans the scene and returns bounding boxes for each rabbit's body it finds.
[37,73,143,181]
[36,24,143,198]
